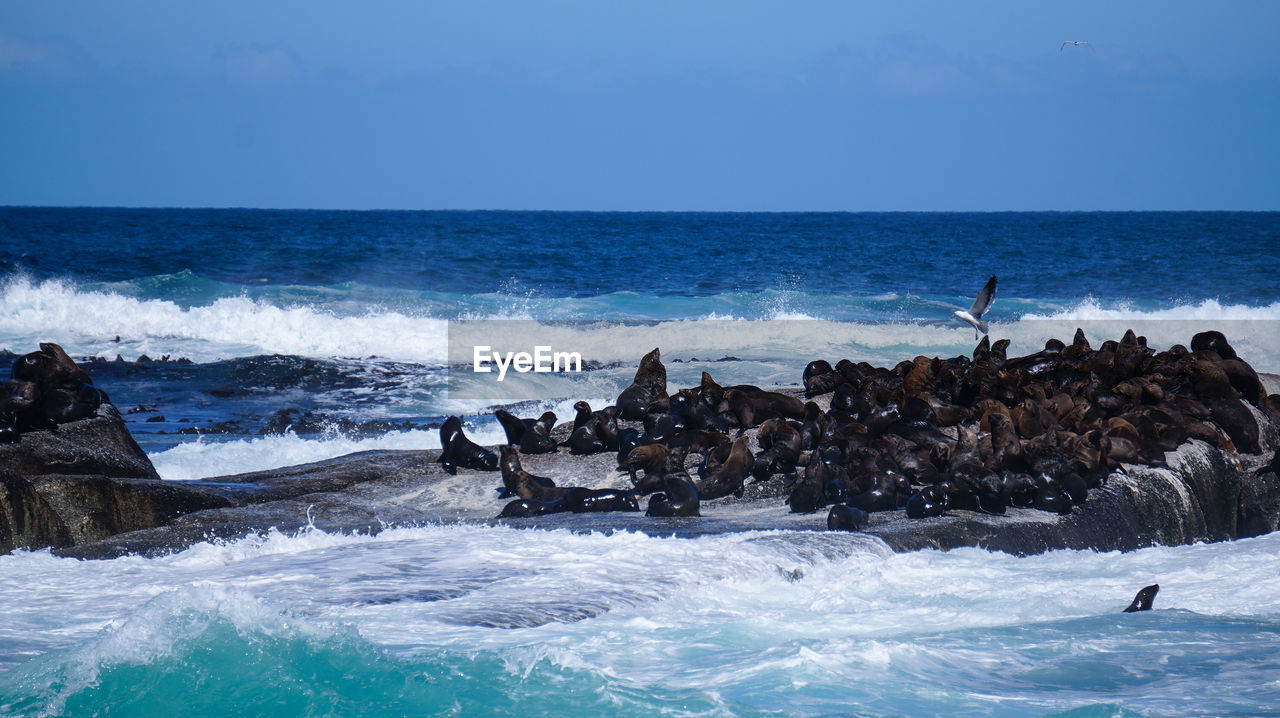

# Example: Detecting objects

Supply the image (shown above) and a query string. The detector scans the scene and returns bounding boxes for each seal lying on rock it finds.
[486,328,1277,532]
[498,498,564,518]
[566,401,621,454]
[561,487,640,513]
[498,446,556,498]
[827,504,869,531]
[494,464,639,519]
[694,436,751,500]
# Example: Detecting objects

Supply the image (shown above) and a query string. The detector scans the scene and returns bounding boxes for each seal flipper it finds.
[1122,584,1159,612]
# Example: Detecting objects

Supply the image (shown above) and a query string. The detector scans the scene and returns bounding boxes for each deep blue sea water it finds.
[2,208,1279,716]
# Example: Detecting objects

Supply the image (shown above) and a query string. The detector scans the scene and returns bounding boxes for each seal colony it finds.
[2,330,1277,560]
[436,329,1280,533]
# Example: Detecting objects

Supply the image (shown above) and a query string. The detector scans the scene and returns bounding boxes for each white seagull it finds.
[953,275,997,339]
[1061,41,1089,51]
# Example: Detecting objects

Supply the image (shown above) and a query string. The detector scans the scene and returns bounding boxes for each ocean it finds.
[1,208,1279,715]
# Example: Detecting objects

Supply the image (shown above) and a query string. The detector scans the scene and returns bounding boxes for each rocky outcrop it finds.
[0,470,73,552]
[6,342,1279,560]
[0,345,236,554]
[50,429,1280,560]
[864,440,1276,554]
[55,450,448,559]
[26,474,236,545]
[0,403,159,481]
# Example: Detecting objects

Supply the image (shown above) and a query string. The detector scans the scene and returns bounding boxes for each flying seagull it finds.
[1061,41,1089,51]
[953,275,997,339]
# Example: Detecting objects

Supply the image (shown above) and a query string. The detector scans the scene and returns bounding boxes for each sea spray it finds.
[5,273,1279,369]
[0,527,1278,715]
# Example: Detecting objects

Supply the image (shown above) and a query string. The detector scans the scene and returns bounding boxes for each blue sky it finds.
[2,2,1278,210]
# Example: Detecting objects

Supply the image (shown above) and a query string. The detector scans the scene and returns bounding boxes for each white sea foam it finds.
[148,430,444,481]
[147,396,605,481]
[1025,297,1280,323]
[5,275,1277,369]
[0,524,1278,715]
[0,276,449,364]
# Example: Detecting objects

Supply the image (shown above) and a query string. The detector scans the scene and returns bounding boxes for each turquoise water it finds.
[0,526,1278,716]
[2,209,1279,715]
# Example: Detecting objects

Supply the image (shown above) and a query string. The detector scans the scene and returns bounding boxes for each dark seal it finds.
[561,487,641,513]
[518,411,559,454]
[646,468,701,517]
[693,436,751,500]
[617,348,669,420]
[827,504,869,531]
[1123,584,1159,612]
[437,416,498,475]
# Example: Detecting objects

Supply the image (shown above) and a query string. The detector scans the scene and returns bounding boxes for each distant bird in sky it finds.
[1061,41,1089,51]
[953,275,997,339]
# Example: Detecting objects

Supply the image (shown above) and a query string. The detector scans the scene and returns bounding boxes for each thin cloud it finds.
[218,44,298,84]
[0,33,48,70]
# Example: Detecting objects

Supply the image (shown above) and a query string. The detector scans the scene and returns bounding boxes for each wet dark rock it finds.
[260,408,423,437]
[0,470,73,553]
[0,403,159,481]
[7,338,1280,562]
[27,474,235,546]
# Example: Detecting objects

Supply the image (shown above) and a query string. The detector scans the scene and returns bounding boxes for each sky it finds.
[2,1,1278,211]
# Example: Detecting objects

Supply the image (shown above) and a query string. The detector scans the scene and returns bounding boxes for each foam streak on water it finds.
[5,274,1280,369]
[0,526,1278,715]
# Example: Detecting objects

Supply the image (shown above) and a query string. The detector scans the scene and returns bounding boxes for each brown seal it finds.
[617,348,669,420]
[694,436,751,500]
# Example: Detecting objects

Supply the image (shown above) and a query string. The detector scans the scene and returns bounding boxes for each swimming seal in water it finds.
[1123,584,1159,612]
[437,416,498,475]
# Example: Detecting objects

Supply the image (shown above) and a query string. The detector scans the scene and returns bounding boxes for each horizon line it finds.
[3,204,1279,214]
